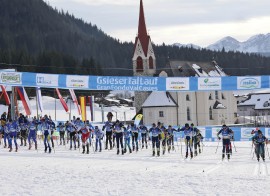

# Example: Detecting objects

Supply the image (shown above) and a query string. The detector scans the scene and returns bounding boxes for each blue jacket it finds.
[94,128,104,139]
[103,121,113,132]
[217,127,233,139]
[6,122,19,133]
[149,127,161,137]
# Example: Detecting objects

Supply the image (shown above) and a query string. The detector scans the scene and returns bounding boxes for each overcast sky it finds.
[45,0,270,47]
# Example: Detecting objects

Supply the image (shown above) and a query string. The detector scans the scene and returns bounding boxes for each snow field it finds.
[0,141,269,196]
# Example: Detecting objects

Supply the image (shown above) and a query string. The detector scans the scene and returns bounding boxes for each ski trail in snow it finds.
[253,163,260,176]
[200,160,223,175]
[264,162,269,176]
[253,162,269,176]
[260,162,269,176]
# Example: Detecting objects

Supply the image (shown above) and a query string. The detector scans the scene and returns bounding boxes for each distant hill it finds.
[207,34,270,57]
[0,0,270,76]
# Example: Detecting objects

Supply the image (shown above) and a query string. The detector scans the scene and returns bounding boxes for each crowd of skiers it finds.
[0,111,268,161]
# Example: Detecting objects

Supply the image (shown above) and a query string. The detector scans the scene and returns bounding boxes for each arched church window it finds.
[136,56,143,72]
[149,56,154,69]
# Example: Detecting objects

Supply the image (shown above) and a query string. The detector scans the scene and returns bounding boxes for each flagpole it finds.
[36,93,38,119]
[69,97,71,122]
[54,89,56,121]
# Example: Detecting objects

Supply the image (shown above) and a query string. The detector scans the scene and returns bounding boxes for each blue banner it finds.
[1,71,270,92]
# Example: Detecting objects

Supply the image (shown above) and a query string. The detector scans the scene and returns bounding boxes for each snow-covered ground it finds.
[0,141,269,195]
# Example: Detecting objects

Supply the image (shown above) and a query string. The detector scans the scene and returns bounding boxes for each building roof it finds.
[213,101,227,109]
[142,92,177,107]
[238,93,270,109]
[168,60,227,77]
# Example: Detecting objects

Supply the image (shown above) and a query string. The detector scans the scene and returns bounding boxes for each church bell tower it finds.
[133,0,156,113]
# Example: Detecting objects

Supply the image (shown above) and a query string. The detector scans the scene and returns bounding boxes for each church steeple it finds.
[137,0,149,56]
[133,0,156,114]
[133,0,156,76]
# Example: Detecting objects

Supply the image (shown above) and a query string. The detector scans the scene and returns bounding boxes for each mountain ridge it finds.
[174,33,270,57]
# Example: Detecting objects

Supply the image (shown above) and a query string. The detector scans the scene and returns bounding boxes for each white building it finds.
[237,92,270,126]
[132,1,238,126]
[142,63,238,126]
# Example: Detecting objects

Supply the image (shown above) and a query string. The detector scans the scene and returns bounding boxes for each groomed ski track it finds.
[0,142,269,195]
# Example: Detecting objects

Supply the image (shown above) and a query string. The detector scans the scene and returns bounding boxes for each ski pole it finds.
[250,142,253,155]
[180,137,183,157]
[232,140,237,152]
[176,136,179,151]
[266,143,270,159]
[201,140,204,153]
[215,139,220,154]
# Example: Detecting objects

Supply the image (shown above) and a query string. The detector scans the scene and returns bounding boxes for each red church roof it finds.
[134,0,150,56]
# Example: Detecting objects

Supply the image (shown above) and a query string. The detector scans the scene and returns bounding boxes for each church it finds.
[132,0,238,126]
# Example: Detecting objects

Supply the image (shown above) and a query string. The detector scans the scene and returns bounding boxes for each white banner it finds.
[0,72,22,85]
[166,77,189,91]
[36,74,59,87]
[198,77,221,90]
[237,77,261,90]
[66,75,89,88]
[240,127,255,139]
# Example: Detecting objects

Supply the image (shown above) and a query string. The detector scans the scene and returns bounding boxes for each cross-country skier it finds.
[94,126,104,152]
[252,130,268,162]
[138,124,148,149]
[190,123,203,156]
[73,117,83,149]
[18,113,28,147]
[27,118,38,150]
[6,119,20,152]
[149,123,161,156]
[178,123,194,158]
[40,118,52,153]
[217,124,234,160]
[66,121,77,150]
[64,121,70,144]
[58,122,66,145]
[112,120,124,155]
[47,117,56,148]
[79,124,91,154]
[1,112,7,122]
[167,125,176,153]
[85,120,94,147]
[160,126,168,155]
[123,126,132,154]
[130,122,139,152]
[102,120,113,150]
[1,112,7,147]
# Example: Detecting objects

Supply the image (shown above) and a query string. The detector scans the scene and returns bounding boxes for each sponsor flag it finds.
[134,114,143,126]
[69,89,81,115]
[0,85,11,105]
[80,96,86,121]
[88,96,94,121]
[36,87,44,113]
[55,88,69,112]
[16,87,32,115]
